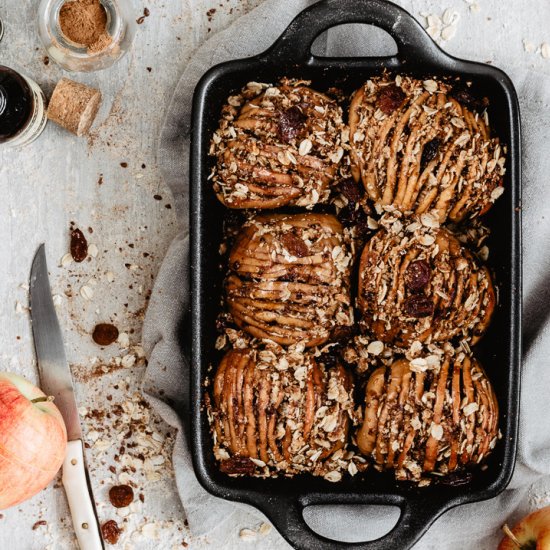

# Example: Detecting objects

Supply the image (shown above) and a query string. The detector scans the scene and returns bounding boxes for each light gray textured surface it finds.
[0,0,549,549]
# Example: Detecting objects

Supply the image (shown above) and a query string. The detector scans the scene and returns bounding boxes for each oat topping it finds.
[356,354,499,482]
[210,79,347,209]
[348,73,506,223]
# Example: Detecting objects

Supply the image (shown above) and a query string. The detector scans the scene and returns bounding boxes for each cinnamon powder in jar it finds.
[58,0,112,53]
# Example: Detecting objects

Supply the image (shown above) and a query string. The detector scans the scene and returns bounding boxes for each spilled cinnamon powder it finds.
[59,0,112,53]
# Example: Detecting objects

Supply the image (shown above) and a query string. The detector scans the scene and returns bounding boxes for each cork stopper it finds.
[47,78,102,136]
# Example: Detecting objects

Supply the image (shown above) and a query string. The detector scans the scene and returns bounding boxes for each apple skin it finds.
[0,372,67,510]
[499,505,550,550]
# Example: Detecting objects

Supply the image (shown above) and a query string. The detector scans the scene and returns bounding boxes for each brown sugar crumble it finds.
[59,0,112,53]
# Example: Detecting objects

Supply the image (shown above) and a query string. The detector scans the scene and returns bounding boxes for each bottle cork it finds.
[47,78,102,136]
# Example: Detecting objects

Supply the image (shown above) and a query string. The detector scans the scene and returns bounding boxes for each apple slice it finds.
[499,505,550,550]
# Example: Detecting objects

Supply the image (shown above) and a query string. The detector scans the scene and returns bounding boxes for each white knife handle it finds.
[62,440,104,550]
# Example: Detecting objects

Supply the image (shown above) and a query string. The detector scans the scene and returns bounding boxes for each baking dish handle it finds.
[264,495,445,550]
[263,0,443,66]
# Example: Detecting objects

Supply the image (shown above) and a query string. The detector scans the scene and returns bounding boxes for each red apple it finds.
[0,372,67,509]
[499,505,550,550]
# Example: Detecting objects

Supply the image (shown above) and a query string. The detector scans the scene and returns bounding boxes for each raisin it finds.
[377,84,406,115]
[338,178,363,205]
[405,260,431,291]
[404,295,433,318]
[317,347,341,370]
[338,204,370,240]
[92,324,119,346]
[219,456,255,475]
[109,485,134,508]
[280,232,308,258]
[101,520,121,545]
[420,138,441,171]
[450,85,488,110]
[70,228,88,262]
[278,106,307,143]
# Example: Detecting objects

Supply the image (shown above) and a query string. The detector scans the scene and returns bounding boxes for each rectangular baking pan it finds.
[189,1,522,548]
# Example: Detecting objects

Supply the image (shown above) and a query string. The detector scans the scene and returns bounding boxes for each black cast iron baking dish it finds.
[189,0,522,548]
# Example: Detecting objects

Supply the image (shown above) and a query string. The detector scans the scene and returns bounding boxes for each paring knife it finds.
[30,244,104,550]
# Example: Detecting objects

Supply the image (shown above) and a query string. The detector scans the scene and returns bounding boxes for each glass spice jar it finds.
[37,0,136,72]
[0,65,48,148]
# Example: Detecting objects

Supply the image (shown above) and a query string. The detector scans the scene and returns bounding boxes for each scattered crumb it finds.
[137,7,150,24]
[32,520,47,530]
[523,39,536,53]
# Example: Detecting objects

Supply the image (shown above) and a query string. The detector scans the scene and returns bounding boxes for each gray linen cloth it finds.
[142,1,550,547]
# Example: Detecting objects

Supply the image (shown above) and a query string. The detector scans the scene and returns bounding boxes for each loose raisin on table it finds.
[70,228,88,262]
[109,485,134,508]
[101,520,121,545]
[92,324,119,346]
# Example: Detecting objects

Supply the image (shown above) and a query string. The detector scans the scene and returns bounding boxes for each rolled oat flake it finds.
[0,65,47,147]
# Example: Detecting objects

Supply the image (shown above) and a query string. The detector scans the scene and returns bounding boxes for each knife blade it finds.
[30,244,104,550]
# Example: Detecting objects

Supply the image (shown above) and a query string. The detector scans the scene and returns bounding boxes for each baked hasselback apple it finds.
[357,355,499,483]
[226,213,354,347]
[357,220,495,347]
[349,74,506,223]
[210,80,347,209]
[209,348,355,478]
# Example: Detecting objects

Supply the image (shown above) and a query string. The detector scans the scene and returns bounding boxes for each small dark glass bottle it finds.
[0,65,47,147]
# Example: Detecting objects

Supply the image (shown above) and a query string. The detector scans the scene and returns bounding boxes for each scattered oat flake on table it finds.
[141,521,161,539]
[424,10,459,42]
[259,523,272,536]
[442,8,459,26]
[239,528,257,541]
[523,39,536,53]
[80,285,94,300]
[542,43,550,59]
[441,25,457,41]
[60,252,73,267]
